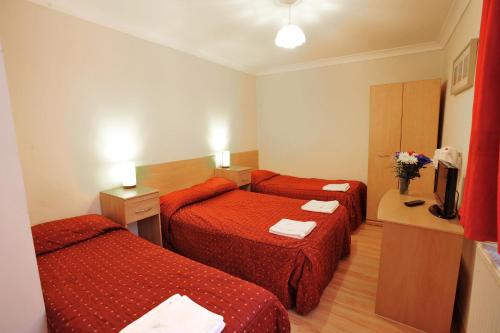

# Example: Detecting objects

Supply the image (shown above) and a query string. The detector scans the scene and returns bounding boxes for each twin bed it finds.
[160,177,351,315]
[251,170,367,231]
[33,168,366,332]
[33,215,290,333]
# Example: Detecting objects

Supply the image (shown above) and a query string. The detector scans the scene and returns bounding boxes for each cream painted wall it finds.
[441,0,482,196]
[439,0,483,331]
[256,51,444,182]
[0,42,46,333]
[0,0,257,224]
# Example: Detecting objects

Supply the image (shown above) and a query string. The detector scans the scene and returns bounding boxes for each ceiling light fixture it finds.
[275,0,306,49]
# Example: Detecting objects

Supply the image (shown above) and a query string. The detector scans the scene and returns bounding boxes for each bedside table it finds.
[214,166,253,189]
[100,186,162,247]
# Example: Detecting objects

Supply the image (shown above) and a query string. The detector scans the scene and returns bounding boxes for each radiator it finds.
[465,242,500,333]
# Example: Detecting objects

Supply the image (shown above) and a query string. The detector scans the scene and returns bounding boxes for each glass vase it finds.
[399,178,410,195]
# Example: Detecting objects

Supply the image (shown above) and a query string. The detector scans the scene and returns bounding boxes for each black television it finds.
[429,160,458,219]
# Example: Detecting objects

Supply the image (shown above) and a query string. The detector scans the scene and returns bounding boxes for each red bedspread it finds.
[251,170,367,231]
[33,214,290,333]
[160,178,351,315]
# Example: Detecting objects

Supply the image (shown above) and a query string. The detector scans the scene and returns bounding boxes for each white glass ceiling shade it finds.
[275,2,306,49]
[275,24,306,49]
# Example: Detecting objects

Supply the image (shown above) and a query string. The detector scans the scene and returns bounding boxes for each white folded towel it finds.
[120,294,225,333]
[269,219,317,239]
[322,183,350,192]
[301,200,340,214]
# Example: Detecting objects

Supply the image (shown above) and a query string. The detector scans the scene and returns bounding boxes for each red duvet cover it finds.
[32,214,290,333]
[160,178,351,315]
[252,170,367,231]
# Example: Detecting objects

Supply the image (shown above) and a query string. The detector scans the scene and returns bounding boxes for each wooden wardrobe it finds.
[367,79,441,221]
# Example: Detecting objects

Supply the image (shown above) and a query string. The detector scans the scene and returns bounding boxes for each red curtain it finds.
[460,0,500,252]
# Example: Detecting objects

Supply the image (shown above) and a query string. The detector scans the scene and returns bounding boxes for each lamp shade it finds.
[221,150,231,168]
[121,161,136,188]
[275,24,306,49]
[215,151,222,167]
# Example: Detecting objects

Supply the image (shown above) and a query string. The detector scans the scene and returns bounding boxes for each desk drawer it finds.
[124,195,159,223]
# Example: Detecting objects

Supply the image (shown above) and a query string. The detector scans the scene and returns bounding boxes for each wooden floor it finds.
[288,224,421,333]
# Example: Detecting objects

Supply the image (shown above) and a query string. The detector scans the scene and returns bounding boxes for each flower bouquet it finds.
[394,151,432,194]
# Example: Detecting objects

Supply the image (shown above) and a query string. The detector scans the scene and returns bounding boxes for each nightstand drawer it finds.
[214,166,253,188]
[100,186,162,246]
[124,195,159,223]
[237,171,251,187]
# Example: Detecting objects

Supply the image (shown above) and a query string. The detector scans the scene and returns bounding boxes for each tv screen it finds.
[431,160,458,219]
[435,162,448,206]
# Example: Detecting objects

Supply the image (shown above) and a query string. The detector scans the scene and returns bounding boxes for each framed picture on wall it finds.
[451,38,479,95]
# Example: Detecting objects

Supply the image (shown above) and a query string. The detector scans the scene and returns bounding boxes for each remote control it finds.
[404,200,425,207]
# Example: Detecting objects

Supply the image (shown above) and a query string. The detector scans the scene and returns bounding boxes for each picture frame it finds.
[451,38,479,95]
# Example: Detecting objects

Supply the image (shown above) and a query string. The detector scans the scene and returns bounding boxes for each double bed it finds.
[160,177,351,315]
[33,214,290,333]
[251,170,367,230]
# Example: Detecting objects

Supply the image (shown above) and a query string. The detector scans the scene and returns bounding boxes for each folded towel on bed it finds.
[120,293,225,333]
[322,183,350,192]
[301,200,340,214]
[269,219,317,239]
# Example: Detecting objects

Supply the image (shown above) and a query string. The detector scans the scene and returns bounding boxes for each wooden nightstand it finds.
[214,166,253,189]
[100,185,162,247]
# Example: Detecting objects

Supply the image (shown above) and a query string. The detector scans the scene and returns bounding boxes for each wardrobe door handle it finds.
[378,154,391,158]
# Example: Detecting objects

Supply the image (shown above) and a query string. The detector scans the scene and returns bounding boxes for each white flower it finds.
[398,152,418,164]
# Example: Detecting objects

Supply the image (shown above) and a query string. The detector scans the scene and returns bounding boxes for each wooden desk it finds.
[375,190,463,333]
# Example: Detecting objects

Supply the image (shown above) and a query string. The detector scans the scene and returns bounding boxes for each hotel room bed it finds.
[251,170,367,230]
[32,214,290,333]
[160,178,351,315]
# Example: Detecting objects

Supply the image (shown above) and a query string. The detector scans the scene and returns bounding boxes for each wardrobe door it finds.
[367,83,403,221]
[401,79,441,194]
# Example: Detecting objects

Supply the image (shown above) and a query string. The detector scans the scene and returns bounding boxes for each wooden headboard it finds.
[136,150,259,195]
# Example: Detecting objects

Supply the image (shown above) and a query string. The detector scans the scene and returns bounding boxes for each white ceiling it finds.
[29,0,465,75]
